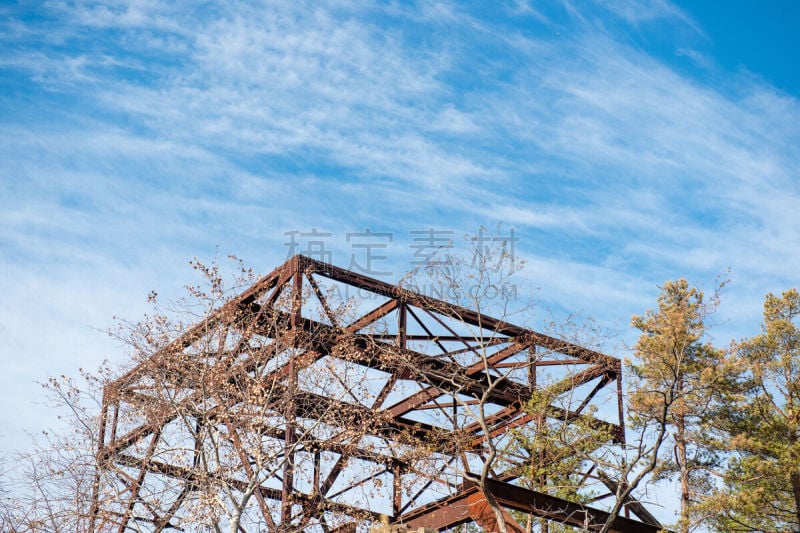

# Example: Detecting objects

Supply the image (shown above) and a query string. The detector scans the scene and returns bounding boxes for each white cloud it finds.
[592,0,700,32]
[1,5,799,504]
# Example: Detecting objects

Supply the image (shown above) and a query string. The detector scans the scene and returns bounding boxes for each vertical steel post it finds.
[393,461,403,518]
[282,263,303,524]
[397,300,406,349]
[88,394,109,532]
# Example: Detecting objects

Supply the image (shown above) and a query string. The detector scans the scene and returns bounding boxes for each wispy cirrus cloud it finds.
[1,3,799,499]
[592,0,699,29]
[3,0,797,310]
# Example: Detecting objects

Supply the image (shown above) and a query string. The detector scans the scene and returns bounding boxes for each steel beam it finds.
[93,255,654,532]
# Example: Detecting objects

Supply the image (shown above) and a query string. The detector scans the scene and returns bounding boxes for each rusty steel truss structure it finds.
[90,255,663,532]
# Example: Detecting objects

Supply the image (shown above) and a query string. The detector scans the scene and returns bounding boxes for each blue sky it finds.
[1,0,799,521]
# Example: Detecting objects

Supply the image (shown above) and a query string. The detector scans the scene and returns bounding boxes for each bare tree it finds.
[1,366,112,532]
[5,247,665,533]
[90,255,428,531]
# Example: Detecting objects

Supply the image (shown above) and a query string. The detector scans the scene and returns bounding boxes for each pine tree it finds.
[707,289,800,531]
[628,279,730,533]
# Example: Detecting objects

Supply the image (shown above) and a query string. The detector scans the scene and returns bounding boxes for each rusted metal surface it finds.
[91,255,660,532]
